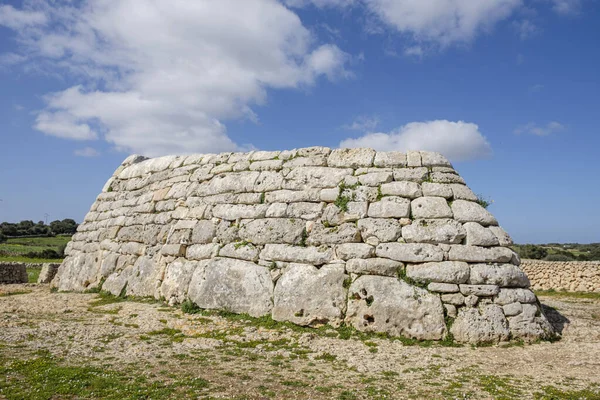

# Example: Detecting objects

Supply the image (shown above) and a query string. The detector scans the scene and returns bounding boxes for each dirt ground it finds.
[1,284,599,399]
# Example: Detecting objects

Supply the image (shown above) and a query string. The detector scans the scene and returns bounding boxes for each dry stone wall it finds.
[53,147,554,344]
[0,262,28,284]
[521,260,600,292]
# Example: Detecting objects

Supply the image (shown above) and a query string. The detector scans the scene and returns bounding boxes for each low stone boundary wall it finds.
[521,260,600,292]
[0,262,28,284]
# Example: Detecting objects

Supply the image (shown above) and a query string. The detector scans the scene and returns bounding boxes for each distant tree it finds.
[516,244,548,260]
[0,232,5,243]
[544,254,574,262]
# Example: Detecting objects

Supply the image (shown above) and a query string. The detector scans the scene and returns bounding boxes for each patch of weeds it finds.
[299,228,308,247]
[0,290,32,297]
[259,192,266,204]
[535,385,600,399]
[338,390,358,400]
[147,328,186,343]
[315,352,337,362]
[476,194,493,209]
[397,267,429,290]
[478,374,523,399]
[181,299,201,314]
[376,186,383,201]
[282,380,308,388]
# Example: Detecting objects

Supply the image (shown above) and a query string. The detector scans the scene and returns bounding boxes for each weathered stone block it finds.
[451,305,510,344]
[406,261,470,284]
[260,244,332,265]
[335,243,375,260]
[368,197,411,218]
[380,181,422,198]
[188,258,273,317]
[402,219,466,244]
[448,245,514,263]
[328,148,375,168]
[451,200,497,226]
[346,258,403,277]
[411,197,453,219]
[357,218,402,243]
[469,263,530,287]
[346,276,446,340]
[376,243,444,262]
[273,263,347,327]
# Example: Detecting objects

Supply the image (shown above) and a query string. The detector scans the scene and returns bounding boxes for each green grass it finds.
[0,255,64,263]
[0,350,210,400]
[27,268,41,283]
[0,235,70,263]
[535,290,600,300]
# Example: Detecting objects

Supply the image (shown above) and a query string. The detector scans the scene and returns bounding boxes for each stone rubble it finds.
[53,147,554,344]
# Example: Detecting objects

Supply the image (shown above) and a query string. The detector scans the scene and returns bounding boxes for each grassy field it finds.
[0,236,70,264]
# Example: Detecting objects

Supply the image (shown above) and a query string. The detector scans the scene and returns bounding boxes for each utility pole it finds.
[44,213,49,225]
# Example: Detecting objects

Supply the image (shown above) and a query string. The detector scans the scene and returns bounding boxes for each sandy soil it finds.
[1,284,599,399]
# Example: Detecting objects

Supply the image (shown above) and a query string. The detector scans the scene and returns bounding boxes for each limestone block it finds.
[459,284,500,297]
[507,304,554,341]
[188,258,273,317]
[489,226,513,246]
[427,282,459,293]
[320,188,338,202]
[161,244,186,257]
[212,204,269,220]
[494,288,537,305]
[411,197,452,219]
[420,152,452,167]
[219,242,260,262]
[450,304,510,344]
[444,304,458,318]
[346,258,403,277]
[374,151,407,167]
[421,182,453,199]
[502,302,523,317]
[441,293,465,306]
[380,181,422,198]
[307,222,361,245]
[266,203,288,218]
[358,171,393,186]
[249,159,283,171]
[296,146,331,157]
[401,219,466,244]
[448,245,514,263]
[187,243,219,260]
[121,242,146,256]
[238,218,306,245]
[191,220,216,244]
[125,256,162,298]
[254,171,284,192]
[250,150,280,161]
[430,172,465,184]
[406,261,470,284]
[199,171,260,195]
[286,202,324,220]
[273,263,347,327]
[328,148,375,168]
[464,222,499,246]
[283,155,328,168]
[117,225,145,243]
[368,197,411,218]
[228,152,253,163]
[406,151,422,167]
[376,243,444,263]
[451,200,498,226]
[260,244,332,265]
[283,167,353,190]
[265,189,321,203]
[102,266,133,296]
[450,184,478,201]
[358,218,402,243]
[345,276,446,340]
[393,167,429,182]
[469,264,530,287]
[161,259,198,305]
[335,243,375,260]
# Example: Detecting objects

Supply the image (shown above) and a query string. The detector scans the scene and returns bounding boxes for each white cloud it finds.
[2,0,350,157]
[514,121,564,136]
[285,0,357,7]
[0,4,47,30]
[551,0,581,15]
[343,115,380,132]
[74,147,100,157]
[0,52,26,66]
[362,0,523,47]
[513,19,539,39]
[339,120,492,161]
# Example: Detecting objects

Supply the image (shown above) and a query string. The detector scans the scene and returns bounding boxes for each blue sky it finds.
[0,0,598,244]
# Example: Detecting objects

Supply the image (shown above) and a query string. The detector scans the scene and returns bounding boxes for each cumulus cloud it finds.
[551,0,581,15]
[0,4,47,30]
[342,115,380,132]
[514,121,565,136]
[74,147,100,157]
[1,0,350,157]
[513,19,539,40]
[339,120,492,161]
